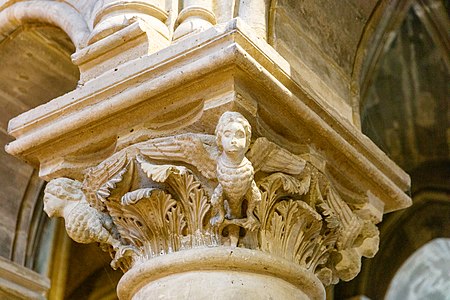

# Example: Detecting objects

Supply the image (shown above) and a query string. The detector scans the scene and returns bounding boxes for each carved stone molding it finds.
[118,247,326,299]
[43,111,384,298]
[0,256,49,299]
[6,20,410,216]
[173,1,217,41]
[88,0,169,45]
[1,2,418,299]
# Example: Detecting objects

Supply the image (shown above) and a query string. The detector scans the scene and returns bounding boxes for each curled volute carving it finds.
[43,111,379,285]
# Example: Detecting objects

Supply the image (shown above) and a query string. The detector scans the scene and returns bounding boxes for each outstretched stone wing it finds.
[247,137,306,175]
[82,151,131,211]
[137,133,218,179]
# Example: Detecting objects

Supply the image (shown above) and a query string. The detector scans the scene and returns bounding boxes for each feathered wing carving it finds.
[137,135,305,179]
[247,137,306,175]
[82,151,130,211]
[136,133,218,179]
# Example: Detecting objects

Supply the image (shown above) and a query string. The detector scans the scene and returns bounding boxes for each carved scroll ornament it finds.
[43,111,379,284]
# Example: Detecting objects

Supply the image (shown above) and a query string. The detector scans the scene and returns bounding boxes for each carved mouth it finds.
[227,145,244,151]
[226,148,244,154]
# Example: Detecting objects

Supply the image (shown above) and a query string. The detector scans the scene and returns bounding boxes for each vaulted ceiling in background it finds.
[361,1,449,175]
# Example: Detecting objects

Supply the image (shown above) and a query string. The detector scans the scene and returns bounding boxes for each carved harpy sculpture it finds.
[139,112,306,238]
[43,178,135,270]
[42,111,379,284]
[44,178,116,245]
[212,112,260,236]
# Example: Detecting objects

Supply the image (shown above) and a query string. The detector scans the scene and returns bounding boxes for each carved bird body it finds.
[136,112,307,236]
[64,200,117,246]
[216,155,254,219]
[43,178,136,270]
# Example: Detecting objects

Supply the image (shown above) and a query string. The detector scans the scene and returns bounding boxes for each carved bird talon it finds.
[116,244,138,256]
[210,212,225,226]
[111,245,137,270]
[242,216,260,231]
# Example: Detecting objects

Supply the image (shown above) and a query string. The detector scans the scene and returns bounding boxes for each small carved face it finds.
[221,121,247,158]
[43,193,64,218]
[42,178,83,218]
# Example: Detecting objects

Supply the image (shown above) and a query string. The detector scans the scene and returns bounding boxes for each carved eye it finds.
[236,130,245,139]
[224,130,231,137]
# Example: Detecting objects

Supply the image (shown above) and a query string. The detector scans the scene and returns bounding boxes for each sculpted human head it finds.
[215,112,251,159]
[43,178,83,217]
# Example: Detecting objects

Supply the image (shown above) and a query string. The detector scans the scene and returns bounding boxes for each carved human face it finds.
[43,193,64,218]
[221,121,247,159]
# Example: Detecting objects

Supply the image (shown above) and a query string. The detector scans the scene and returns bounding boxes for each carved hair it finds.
[215,111,251,151]
[44,178,84,202]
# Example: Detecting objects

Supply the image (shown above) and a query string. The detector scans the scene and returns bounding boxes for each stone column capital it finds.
[5,16,411,300]
[40,110,398,298]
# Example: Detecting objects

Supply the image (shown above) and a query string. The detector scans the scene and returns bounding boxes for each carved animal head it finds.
[43,178,83,217]
[215,112,252,155]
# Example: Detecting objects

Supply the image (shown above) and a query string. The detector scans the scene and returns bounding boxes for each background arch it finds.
[0,0,90,50]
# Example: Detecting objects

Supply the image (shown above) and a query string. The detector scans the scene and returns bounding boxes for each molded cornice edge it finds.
[6,18,411,213]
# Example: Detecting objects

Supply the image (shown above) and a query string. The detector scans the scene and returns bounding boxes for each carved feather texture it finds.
[247,137,306,175]
[83,152,129,211]
[97,167,127,200]
[65,201,113,245]
[137,133,217,179]
[274,173,310,195]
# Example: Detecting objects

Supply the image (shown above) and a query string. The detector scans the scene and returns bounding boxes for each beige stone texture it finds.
[6,19,410,213]
[0,256,49,299]
[3,0,446,299]
[118,248,325,300]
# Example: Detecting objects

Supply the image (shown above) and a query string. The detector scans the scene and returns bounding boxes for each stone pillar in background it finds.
[74,0,171,83]
[3,1,412,299]
[0,256,49,299]
[173,0,216,40]
[87,0,169,45]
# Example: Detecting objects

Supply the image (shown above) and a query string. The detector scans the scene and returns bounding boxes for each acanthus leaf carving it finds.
[256,172,338,283]
[43,111,381,285]
[121,188,155,205]
[137,154,190,182]
[136,157,212,236]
